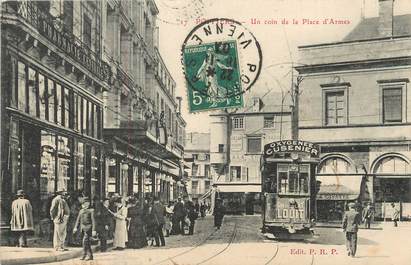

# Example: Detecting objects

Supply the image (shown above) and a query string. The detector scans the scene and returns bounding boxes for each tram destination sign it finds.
[263,140,320,158]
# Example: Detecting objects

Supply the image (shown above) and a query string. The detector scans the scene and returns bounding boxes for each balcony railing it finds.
[117,66,135,90]
[3,1,112,83]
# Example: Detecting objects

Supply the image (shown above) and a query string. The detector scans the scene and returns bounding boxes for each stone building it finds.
[0,0,186,241]
[210,95,292,214]
[1,0,110,238]
[184,132,212,202]
[100,0,186,203]
[296,0,411,221]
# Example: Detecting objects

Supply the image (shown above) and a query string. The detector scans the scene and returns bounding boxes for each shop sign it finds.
[317,193,352,200]
[263,140,320,158]
[275,198,307,220]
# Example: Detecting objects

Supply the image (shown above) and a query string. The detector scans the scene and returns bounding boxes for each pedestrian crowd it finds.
[10,189,221,261]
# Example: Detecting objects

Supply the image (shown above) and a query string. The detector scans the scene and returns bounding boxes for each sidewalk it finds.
[316,220,411,229]
[0,241,108,265]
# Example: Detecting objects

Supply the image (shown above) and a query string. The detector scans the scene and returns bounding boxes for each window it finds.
[82,98,87,134]
[83,15,92,48]
[319,157,352,174]
[192,164,199,176]
[204,180,211,191]
[230,166,241,182]
[57,136,71,192]
[77,142,85,191]
[48,79,56,123]
[264,116,275,128]
[233,117,244,129]
[191,181,198,194]
[205,165,210,178]
[17,62,26,112]
[56,83,63,125]
[325,91,346,125]
[247,137,261,153]
[64,87,70,128]
[28,68,37,116]
[383,87,402,122]
[38,74,47,120]
[63,0,73,33]
[218,144,225,153]
[277,164,310,195]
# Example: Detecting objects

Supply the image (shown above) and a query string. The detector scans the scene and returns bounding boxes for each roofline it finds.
[298,35,411,49]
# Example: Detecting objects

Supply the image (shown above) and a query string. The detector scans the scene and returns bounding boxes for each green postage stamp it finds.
[183,41,244,112]
[182,18,262,113]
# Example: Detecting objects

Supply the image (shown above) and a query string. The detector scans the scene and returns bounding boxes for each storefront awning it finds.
[317,175,363,200]
[217,184,261,193]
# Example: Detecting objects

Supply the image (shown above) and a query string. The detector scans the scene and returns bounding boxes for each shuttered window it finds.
[383,87,402,122]
[325,91,345,125]
[247,137,261,153]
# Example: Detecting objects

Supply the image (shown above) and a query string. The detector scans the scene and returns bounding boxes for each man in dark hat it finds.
[362,202,374,229]
[50,190,70,251]
[173,197,186,235]
[73,197,96,260]
[10,190,34,247]
[342,202,362,257]
[213,198,225,230]
[94,197,112,252]
[151,196,166,246]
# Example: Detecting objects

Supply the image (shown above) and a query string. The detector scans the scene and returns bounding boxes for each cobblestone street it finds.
[36,215,411,265]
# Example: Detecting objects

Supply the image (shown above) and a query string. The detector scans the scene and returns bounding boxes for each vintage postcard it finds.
[0,0,410,265]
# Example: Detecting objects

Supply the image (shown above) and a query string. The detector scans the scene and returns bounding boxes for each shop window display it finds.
[77,142,85,191]
[40,131,56,216]
[57,136,71,191]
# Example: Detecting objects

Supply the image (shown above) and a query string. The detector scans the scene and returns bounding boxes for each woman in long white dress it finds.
[113,197,128,250]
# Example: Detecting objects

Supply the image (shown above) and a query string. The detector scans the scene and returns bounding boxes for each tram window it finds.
[279,171,288,193]
[289,171,298,193]
[299,165,309,194]
[277,163,310,195]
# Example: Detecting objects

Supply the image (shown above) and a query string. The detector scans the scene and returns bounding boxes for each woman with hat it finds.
[112,197,128,250]
[126,197,147,249]
[10,190,34,247]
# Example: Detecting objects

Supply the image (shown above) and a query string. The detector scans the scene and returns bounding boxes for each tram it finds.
[261,140,320,239]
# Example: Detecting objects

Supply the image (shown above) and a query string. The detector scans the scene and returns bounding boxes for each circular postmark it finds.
[182,18,262,112]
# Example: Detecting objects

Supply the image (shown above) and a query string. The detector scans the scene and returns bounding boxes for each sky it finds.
[155,0,411,133]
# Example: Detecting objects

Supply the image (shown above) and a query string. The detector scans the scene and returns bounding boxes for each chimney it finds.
[378,0,394,37]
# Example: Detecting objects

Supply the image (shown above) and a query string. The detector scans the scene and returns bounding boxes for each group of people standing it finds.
[10,189,227,260]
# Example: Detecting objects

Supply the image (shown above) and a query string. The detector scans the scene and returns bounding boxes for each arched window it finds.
[374,156,410,174]
[318,156,354,174]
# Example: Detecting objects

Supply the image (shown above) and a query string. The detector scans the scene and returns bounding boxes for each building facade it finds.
[0,0,186,241]
[184,132,212,201]
[296,0,411,221]
[210,96,292,214]
[101,0,186,203]
[1,0,110,236]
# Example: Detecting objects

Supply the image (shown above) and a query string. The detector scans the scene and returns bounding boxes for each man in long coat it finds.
[50,190,70,251]
[173,197,186,235]
[10,190,34,247]
[151,197,166,246]
[342,202,362,257]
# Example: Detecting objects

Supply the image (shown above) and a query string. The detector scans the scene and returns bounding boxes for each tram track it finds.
[262,242,280,265]
[151,225,220,265]
[193,221,238,265]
